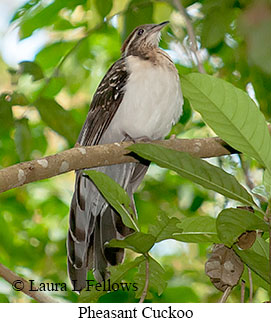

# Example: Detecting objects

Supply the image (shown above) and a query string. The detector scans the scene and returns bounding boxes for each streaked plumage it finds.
[67,22,183,291]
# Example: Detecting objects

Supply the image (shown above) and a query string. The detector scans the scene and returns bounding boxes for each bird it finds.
[67,21,183,292]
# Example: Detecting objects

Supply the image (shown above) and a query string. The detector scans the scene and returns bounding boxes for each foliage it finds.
[0,0,271,303]
[84,170,139,231]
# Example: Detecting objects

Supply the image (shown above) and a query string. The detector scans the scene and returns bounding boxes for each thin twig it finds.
[139,256,150,303]
[240,157,254,191]
[239,155,267,204]
[0,263,58,303]
[248,267,253,302]
[172,0,206,74]
[241,279,245,303]
[219,286,232,303]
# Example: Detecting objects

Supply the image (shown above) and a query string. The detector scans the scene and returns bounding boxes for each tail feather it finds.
[101,208,126,266]
[67,230,88,291]
[92,215,108,282]
[67,162,149,292]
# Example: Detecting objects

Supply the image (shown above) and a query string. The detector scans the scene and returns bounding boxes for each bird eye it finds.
[137,29,144,36]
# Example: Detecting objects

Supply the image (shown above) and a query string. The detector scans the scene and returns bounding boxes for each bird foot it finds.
[123,133,152,144]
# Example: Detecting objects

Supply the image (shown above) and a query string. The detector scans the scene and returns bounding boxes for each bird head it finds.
[121,21,169,57]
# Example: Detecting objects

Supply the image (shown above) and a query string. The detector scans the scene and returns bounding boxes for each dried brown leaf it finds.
[205,244,244,291]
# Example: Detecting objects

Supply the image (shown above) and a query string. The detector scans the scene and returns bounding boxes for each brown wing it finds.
[77,57,128,146]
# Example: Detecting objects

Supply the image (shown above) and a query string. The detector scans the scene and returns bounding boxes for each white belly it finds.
[101,55,183,143]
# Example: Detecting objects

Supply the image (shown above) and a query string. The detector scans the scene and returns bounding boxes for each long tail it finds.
[67,163,148,292]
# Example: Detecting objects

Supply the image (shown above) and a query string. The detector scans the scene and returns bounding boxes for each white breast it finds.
[101,55,183,144]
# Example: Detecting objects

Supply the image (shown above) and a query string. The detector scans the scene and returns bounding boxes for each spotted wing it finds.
[77,57,128,146]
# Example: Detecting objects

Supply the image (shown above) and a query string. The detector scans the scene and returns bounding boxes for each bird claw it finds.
[123,133,151,144]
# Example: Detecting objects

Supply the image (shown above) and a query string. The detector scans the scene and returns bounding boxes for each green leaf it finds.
[18,61,44,81]
[109,232,155,254]
[134,256,167,299]
[53,18,83,31]
[251,185,269,200]
[234,244,270,284]
[173,216,220,243]
[31,124,48,156]
[181,73,271,173]
[19,2,61,38]
[35,41,76,70]
[129,143,255,206]
[241,265,269,294]
[79,256,144,302]
[239,6,271,76]
[34,98,79,145]
[156,286,200,302]
[18,0,86,39]
[14,118,33,162]
[95,0,113,17]
[109,214,182,253]
[201,8,233,48]
[252,236,269,259]
[216,208,268,246]
[263,169,271,199]
[10,0,39,23]
[0,95,13,132]
[123,0,153,40]
[10,92,29,106]
[153,2,173,24]
[84,170,139,231]
[19,79,46,104]
[249,20,271,75]
[42,77,65,98]
[148,213,182,242]
[179,97,192,125]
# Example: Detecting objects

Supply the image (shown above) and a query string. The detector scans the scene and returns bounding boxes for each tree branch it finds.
[219,286,232,303]
[0,263,59,303]
[240,155,267,204]
[139,256,149,303]
[0,137,237,194]
[172,0,206,74]
[248,267,253,302]
[240,279,245,303]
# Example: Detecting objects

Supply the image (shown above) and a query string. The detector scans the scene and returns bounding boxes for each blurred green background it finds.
[0,0,270,302]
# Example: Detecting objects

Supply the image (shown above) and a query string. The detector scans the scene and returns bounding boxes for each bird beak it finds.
[151,21,169,33]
